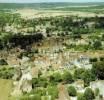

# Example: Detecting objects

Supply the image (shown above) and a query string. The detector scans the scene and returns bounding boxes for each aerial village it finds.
[0,3,104,100]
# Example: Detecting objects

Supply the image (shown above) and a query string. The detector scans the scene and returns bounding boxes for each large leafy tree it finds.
[84,88,95,100]
[92,61,104,79]
[67,86,77,97]
[62,70,73,84]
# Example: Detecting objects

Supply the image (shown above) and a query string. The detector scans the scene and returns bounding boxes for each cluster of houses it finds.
[0,45,103,99]
[9,49,93,96]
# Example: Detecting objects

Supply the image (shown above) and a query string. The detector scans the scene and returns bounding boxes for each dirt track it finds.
[58,84,70,100]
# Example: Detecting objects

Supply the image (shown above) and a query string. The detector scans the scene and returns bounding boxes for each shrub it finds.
[100,57,104,61]
[82,70,96,87]
[32,77,48,88]
[93,40,102,50]
[89,58,97,63]
[62,70,73,84]
[74,68,96,87]
[77,93,86,100]
[74,68,85,80]
[0,67,14,79]
[47,86,59,100]
[0,59,8,65]
[95,88,99,96]
[92,61,104,79]
[84,88,95,100]
[67,86,77,97]
[49,72,62,84]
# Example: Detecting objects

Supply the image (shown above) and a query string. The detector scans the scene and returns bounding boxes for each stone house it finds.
[90,80,104,98]
[73,55,92,69]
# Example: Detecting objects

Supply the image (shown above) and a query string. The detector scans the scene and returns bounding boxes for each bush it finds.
[100,57,104,61]
[0,59,8,65]
[74,68,96,87]
[47,86,59,100]
[84,88,95,100]
[32,77,48,88]
[77,93,86,100]
[89,58,98,63]
[67,86,77,97]
[74,68,85,80]
[82,70,96,87]
[92,61,104,79]
[93,40,102,50]
[62,70,73,84]
[29,88,46,97]
[0,67,14,79]
[95,88,99,96]
[49,72,62,84]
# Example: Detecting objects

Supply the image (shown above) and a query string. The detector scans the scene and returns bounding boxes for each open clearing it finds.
[0,79,13,100]
[15,9,104,19]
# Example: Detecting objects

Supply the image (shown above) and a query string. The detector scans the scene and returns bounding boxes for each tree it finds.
[62,70,73,84]
[67,86,77,97]
[49,72,62,83]
[0,67,14,79]
[95,88,99,96]
[92,61,104,79]
[74,68,96,87]
[47,86,59,100]
[0,59,8,65]
[82,70,96,87]
[0,13,7,32]
[84,88,95,100]
[89,58,98,63]
[32,77,48,88]
[100,57,104,61]
[93,40,102,50]
[74,68,85,80]
[102,34,104,41]
[46,27,51,37]
[77,94,86,100]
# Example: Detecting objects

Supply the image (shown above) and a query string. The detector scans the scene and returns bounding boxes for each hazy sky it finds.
[0,0,104,3]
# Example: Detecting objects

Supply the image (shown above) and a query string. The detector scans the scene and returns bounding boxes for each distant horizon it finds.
[0,2,104,4]
[0,0,104,3]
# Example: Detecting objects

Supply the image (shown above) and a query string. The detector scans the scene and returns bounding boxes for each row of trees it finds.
[0,33,44,50]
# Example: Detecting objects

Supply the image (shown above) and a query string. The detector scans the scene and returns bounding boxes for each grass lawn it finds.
[0,79,13,100]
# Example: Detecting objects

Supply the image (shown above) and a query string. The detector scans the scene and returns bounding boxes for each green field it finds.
[0,79,13,100]
[0,2,104,12]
